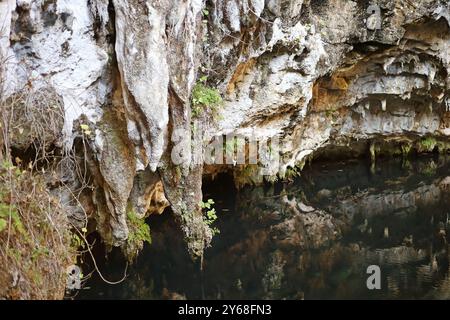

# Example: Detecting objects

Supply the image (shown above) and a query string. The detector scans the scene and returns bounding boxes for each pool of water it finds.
[76,155,450,300]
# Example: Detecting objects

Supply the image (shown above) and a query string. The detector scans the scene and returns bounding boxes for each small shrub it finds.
[2,86,64,155]
[200,199,220,236]
[0,160,75,299]
[191,80,222,118]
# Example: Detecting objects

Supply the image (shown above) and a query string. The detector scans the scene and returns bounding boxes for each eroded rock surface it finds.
[1,0,449,259]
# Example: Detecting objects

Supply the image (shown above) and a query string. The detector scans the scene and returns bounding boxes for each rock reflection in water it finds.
[78,156,450,300]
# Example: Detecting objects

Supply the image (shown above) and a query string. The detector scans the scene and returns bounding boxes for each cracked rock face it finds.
[1,0,449,258]
[205,0,450,179]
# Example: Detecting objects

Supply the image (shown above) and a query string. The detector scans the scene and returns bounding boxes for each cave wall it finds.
[0,0,449,258]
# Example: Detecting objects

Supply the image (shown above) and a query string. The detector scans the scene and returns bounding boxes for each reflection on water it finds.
[78,155,450,300]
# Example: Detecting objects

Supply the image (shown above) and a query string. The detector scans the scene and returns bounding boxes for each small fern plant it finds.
[200,199,220,236]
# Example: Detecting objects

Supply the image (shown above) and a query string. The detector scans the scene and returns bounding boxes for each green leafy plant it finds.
[200,199,220,236]
[0,203,25,236]
[70,233,86,250]
[191,78,222,118]
[125,210,152,262]
[419,137,437,152]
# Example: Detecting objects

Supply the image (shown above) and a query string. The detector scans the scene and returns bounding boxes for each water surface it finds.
[77,155,450,300]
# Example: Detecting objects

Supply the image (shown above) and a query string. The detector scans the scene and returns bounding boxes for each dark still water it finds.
[77,155,450,300]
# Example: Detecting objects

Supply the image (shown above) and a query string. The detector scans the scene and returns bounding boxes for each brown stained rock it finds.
[226,58,257,94]
[97,112,136,246]
[129,170,169,218]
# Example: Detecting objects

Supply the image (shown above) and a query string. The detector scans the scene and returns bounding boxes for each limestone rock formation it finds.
[0,0,449,260]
